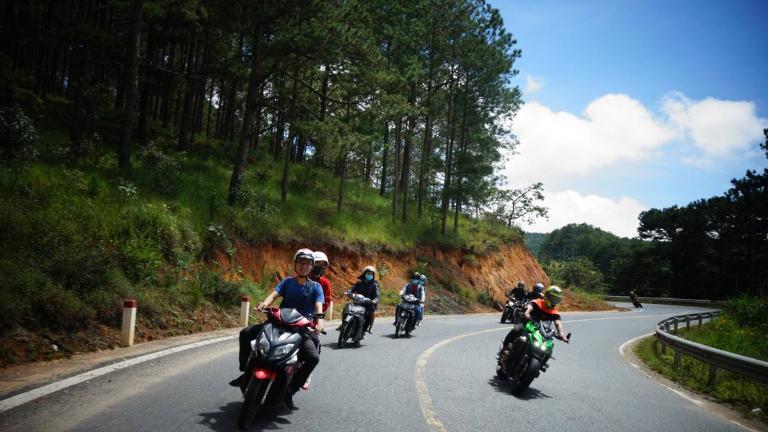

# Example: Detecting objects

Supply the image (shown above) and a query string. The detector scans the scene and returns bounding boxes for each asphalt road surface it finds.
[0,303,745,432]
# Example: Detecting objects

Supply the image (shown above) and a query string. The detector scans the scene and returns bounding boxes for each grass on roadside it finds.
[634,334,768,424]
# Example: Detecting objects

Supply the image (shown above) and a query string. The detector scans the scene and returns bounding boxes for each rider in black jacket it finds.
[349,265,380,337]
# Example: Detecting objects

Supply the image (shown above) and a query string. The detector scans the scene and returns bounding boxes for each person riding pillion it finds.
[396,272,425,326]
[500,285,570,353]
[349,265,380,337]
[526,282,545,300]
[310,251,332,313]
[231,248,325,410]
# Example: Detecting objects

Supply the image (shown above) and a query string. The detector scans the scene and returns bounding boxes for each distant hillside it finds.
[523,231,548,256]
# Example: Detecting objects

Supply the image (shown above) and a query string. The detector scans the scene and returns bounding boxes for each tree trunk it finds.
[440,83,456,234]
[392,119,402,224]
[281,74,299,203]
[227,27,263,205]
[178,40,196,151]
[401,82,416,223]
[118,0,142,173]
[379,121,389,196]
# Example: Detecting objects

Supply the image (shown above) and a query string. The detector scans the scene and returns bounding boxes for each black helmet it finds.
[412,271,421,280]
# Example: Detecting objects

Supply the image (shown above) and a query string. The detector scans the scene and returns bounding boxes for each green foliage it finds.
[725,296,768,331]
[0,104,39,161]
[544,257,606,294]
[634,336,768,421]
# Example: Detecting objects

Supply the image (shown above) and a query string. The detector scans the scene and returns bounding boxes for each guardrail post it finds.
[673,351,681,369]
[327,301,334,320]
[673,319,679,334]
[685,317,690,331]
[708,365,718,386]
[240,295,250,327]
[698,315,703,326]
[121,299,137,347]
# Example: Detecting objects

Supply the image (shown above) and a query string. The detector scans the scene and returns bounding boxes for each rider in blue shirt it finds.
[230,248,324,410]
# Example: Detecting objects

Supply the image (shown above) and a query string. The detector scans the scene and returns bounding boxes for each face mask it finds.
[365,274,374,281]
[412,279,419,284]
[311,265,325,277]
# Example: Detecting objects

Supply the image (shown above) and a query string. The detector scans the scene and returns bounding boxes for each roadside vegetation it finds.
[633,296,768,424]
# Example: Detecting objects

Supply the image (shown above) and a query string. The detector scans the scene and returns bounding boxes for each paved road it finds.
[0,304,745,431]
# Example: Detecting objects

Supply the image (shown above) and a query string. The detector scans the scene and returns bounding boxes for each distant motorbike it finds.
[394,294,420,338]
[496,319,570,395]
[500,296,525,324]
[338,292,372,348]
[630,294,643,309]
[238,307,324,429]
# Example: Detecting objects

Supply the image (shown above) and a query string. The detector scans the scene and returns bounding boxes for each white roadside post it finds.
[327,301,333,320]
[240,295,250,327]
[120,299,137,347]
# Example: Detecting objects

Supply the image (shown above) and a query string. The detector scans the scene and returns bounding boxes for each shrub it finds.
[725,295,768,330]
[0,104,39,161]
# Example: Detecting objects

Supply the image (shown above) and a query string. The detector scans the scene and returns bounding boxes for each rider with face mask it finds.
[395,272,425,325]
[349,265,380,338]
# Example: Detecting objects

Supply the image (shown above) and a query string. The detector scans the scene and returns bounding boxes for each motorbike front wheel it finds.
[510,357,541,395]
[338,321,352,348]
[238,378,269,429]
[500,309,509,323]
[395,317,404,338]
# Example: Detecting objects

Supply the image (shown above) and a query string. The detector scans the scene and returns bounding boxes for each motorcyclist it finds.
[396,272,425,326]
[310,251,332,313]
[230,248,325,410]
[527,282,545,300]
[500,285,569,354]
[349,265,380,338]
[419,274,427,322]
[506,280,527,302]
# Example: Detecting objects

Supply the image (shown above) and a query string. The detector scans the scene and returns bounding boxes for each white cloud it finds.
[503,94,676,189]
[661,92,766,158]
[525,75,544,94]
[521,190,647,238]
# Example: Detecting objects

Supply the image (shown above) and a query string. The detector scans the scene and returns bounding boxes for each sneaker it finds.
[367,329,372,334]
[416,321,421,326]
[284,392,298,410]
[360,334,366,340]
[228,374,245,387]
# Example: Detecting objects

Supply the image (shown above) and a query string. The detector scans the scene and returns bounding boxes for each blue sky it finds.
[493,0,768,237]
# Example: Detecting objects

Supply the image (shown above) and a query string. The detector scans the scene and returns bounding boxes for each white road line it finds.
[617,334,760,432]
[414,312,679,432]
[0,334,236,414]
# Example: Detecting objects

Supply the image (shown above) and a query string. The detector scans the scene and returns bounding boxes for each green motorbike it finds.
[496,319,570,395]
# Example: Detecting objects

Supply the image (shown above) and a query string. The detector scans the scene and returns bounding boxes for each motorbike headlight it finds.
[270,343,295,359]
[257,333,270,357]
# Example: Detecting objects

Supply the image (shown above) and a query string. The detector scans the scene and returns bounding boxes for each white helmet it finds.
[363,265,376,274]
[313,251,329,265]
[293,248,315,263]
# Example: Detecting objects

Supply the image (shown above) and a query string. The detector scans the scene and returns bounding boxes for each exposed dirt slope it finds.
[213,240,550,314]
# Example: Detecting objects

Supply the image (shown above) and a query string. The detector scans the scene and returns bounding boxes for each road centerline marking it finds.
[414,312,677,431]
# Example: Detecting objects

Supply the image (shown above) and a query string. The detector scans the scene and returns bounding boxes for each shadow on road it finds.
[487,377,551,400]
[382,333,414,339]
[198,401,293,431]
[323,342,364,350]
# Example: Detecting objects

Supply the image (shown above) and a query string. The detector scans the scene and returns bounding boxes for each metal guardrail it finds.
[655,311,768,385]
[603,295,727,307]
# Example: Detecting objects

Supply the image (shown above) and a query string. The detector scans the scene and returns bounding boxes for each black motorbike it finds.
[496,319,570,395]
[630,294,643,309]
[238,307,324,429]
[500,296,525,324]
[394,294,420,338]
[337,292,372,348]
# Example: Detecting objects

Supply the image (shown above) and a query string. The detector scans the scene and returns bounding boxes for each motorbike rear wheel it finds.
[510,357,541,395]
[238,378,269,429]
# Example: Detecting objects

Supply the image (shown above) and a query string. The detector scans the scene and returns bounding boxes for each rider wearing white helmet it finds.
[310,251,332,313]
[231,248,325,410]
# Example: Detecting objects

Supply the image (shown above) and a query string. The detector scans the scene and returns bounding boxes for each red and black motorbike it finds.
[237,307,324,429]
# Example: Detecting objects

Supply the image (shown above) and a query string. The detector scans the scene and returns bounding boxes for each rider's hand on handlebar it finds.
[315,319,325,333]
[256,302,268,311]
